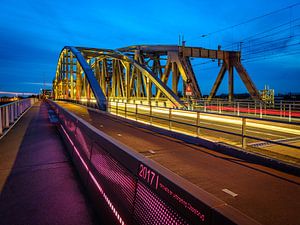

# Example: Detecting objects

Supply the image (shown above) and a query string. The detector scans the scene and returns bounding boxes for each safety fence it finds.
[107,102,300,156]
[192,100,300,122]
[0,98,38,136]
[49,100,259,225]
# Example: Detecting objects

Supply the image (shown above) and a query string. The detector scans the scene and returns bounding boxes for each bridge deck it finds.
[57,101,300,225]
[0,102,100,225]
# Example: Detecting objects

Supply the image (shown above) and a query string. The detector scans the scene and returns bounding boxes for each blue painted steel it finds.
[65,46,107,111]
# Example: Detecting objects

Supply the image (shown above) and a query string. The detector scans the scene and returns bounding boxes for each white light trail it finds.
[109,102,300,135]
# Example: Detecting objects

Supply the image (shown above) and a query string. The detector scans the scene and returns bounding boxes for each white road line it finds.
[222,188,238,197]
[250,136,300,147]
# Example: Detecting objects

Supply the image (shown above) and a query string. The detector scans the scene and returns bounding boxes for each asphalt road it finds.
[58,101,300,225]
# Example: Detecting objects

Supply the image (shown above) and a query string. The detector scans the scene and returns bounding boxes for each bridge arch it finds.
[53,46,185,109]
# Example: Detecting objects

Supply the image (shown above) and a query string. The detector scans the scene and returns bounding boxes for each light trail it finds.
[109,103,300,136]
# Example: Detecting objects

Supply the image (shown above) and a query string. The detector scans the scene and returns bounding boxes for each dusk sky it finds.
[0,0,299,95]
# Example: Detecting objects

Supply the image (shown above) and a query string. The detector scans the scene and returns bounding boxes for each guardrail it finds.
[109,98,300,122]
[48,100,259,225]
[55,98,300,122]
[0,98,38,137]
[192,100,300,122]
[107,102,300,155]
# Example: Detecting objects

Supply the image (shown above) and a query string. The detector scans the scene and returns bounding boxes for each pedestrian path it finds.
[0,101,99,225]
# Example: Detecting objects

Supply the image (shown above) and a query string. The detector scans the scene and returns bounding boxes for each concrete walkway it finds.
[0,101,99,225]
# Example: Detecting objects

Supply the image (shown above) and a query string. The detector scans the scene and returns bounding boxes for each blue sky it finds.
[0,0,299,95]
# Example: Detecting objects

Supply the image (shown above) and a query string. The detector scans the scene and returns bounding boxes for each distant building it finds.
[41,89,52,99]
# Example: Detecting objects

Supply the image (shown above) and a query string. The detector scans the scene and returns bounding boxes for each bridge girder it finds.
[118,45,261,102]
[53,45,261,110]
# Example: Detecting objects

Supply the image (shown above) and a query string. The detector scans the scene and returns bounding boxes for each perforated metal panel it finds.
[91,144,136,223]
[74,124,93,158]
[133,182,189,225]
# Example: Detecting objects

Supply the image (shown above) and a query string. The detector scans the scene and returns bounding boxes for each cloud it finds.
[23,82,52,86]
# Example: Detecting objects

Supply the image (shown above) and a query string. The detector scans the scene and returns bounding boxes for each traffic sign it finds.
[186,85,192,96]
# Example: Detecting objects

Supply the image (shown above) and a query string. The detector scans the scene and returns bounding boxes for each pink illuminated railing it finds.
[0,98,38,137]
[48,100,259,225]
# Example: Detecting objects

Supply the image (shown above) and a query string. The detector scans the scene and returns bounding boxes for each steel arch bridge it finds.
[53,45,261,110]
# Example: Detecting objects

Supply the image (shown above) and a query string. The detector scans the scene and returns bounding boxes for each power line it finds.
[222,21,300,50]
[241,35,300,57]
[187,2,300,42]
[186,2,300,46]
[229,18,300,45]
[243,50,300,63]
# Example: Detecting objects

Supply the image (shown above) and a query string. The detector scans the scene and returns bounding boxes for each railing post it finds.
[237,102,240,116]
[116,102,119,116]
[150,104,153,125]
[13,103,15,120]
[280,101,282,118]
[15,102,18,118]
[135,104,138,121]
[9,104,15,123]
[260,103,262,118]
[196,111,200,136]
[242,117,247,149]
[5,106,9,128]
[17,102,20,117]
[204,101,207,112]
[107,101,110,113]
[0,108,2,135]
[168,108,172,130]
[289,104,291,122]
[19,102,22,115]
[125,103,128,119]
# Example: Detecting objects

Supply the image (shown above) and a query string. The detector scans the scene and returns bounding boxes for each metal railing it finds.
[49,100,259,225]
[192,99,300,122]
[0,98,38,137]
[107,102,300,155]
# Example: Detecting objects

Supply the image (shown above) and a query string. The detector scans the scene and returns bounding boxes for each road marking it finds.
[222,189,238,197]
[250,136,300,148]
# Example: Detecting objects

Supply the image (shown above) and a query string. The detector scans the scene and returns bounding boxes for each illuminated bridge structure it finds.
[53,45,261,109]
[1,98,300,225]
[2,46,298,225]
